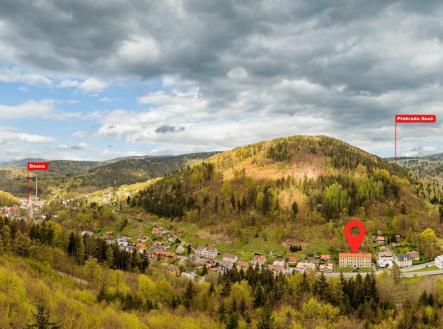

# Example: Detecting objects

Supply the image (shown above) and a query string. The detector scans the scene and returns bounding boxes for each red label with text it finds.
[395,114,436,123]
[27,162,49,171]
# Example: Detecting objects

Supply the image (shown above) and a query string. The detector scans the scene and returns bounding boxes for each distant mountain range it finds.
[390,154,443,182]
[0,152,218,196]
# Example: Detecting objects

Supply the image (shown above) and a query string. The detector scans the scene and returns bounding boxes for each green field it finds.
[408,265,439,273]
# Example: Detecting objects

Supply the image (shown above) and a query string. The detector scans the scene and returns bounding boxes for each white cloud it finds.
[0,99,85,121]
[78,78,107,93]
[71,131,88,139]
[58,79,79,88]
[57,143,88,150]
[118,36,160,64]
[0,127,54,144]
[58,78,107,93]
[0,67,52,85]
[0,99,55,119]
[403,146,440,157]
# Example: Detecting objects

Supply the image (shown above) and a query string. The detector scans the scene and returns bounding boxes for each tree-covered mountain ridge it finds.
[132,135,438,237]
[0,152,217,196]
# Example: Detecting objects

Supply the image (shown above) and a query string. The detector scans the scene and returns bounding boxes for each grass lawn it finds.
[336,267,372,273]
[408,265,439,273]
[401,276,423,283]
[96,217,155,241]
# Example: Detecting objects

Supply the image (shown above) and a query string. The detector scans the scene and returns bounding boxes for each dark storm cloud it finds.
[1,0,443,156]
[155,125,185,134]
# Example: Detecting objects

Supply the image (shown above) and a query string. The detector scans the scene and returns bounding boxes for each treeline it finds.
[66,153,215,190]
[0,217,149,273]
[133,159,405,221]
[95,263,442,329]
[308,169,400,218]
[218,267,387,328]
[0,190,20,207]
[265,136,407,175]
[131,162,216,217]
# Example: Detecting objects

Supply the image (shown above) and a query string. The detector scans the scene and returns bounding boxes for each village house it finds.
[196,246,218,259]
[268,264,285,276]
[272,260,286,267]
[223,253,239,263]
[175,245,185,255]
[252,254,266,268]
[319,263,333,272]
[199,258,217,269]
[181,272,197,280]
[407,251,420,261]
[339,253,372,268]
[135,242,147,254]
[395,254,412,268]
[377,251,393,268]
[6,206,19,219]
[236,260,250,272]
[151,249,176,261]
[296,260,316,272]
[320,255,331,262]
[375,236,385,244]
[152,227,168,235]
[116,237,134,252]
[435,255,443,269]
[152,241,167,250]
[287,255,297,267]
[219,261,234,273]
[167,264,180,276]
[105,231,114,237]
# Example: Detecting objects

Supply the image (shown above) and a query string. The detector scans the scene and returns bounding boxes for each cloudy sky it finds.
[1,0,443,161]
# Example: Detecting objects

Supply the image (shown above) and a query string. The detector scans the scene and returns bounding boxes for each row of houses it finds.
[377,250,419,269]
[194,249,335,275]
[338,250,420,269]
[1,196,44,221]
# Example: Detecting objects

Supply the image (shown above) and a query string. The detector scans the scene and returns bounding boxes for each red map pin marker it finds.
[344,219,366,252]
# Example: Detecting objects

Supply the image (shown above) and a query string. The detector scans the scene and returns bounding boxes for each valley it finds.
[1,135,443,329]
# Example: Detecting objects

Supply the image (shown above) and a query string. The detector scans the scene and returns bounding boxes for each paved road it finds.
[400,261,435,272]
[324,272,373,278]
[401,269,443,278]
[57,271,89,286]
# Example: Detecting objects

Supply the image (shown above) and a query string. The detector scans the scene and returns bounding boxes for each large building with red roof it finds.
[339,252,372,268]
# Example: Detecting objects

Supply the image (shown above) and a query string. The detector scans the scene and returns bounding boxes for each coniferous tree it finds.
[225,311,239,329]
[183,280,194,308]
[218,301,226,322]
[257,305,274,329]
[1,225,11,251]
[27,300,60,329]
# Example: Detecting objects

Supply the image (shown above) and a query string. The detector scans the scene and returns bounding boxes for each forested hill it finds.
[64,152,218,191]
[394,156,443,182]
[0,153,216,196]
[132,135,438,233]
[0,190,19,206]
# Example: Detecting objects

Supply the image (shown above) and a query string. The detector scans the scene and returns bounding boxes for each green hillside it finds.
[65,153,217,191]
[131,135,441,257]
[0,190,19,206]
[0,153,216,196]
[1,216,442,329]
[395,157,443,182]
